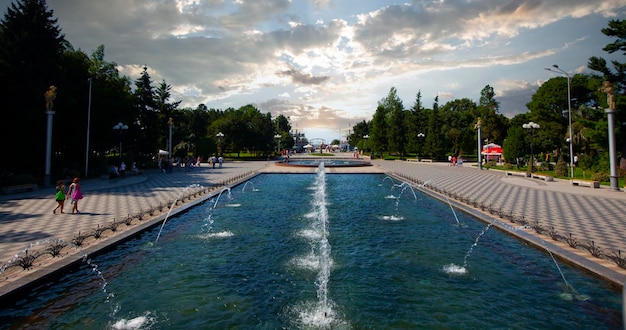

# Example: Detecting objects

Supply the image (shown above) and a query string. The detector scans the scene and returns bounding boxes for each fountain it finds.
[154,184,201,244]
[0,173,622,328]
[241,180,258,192]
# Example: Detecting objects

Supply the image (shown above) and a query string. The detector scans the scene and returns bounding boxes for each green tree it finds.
[0,0,67,179]
[380,87,407,158]
[370,104,388,158]
[588,19,626,170]
[502,126,525,168]
[424,96,443,160]
[133,66,159,155]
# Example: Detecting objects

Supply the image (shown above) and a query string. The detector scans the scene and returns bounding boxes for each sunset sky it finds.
[2,0,624,142]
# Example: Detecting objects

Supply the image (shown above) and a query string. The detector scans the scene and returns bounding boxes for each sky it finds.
[2,0,625,143]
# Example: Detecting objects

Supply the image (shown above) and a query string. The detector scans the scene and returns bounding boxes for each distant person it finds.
[218,156,223,168]
[53,180,66,214]
[119,162,127,179]
[131,162,140,175]
[212,155,217,169]
[67,177,83,214]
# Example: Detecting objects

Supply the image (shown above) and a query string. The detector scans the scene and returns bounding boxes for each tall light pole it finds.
[85,77,92,177]
[216,132,224,156]
[602,81,620,191]
[417,132,424,160]
[44,85,57,187]
[545,64,574,178]
[113,122,128,162]
[167,117,173,160]
[475,118,482,170]
[523,122,540,173]
[274,134,281,154]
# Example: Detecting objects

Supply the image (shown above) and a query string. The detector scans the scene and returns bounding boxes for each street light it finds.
[363,135,370,156]
[216,132,224,156]
[274,134,281,154]
[167,117,173,160]
[522,121,540,173]
[85,77,92,177]
[417,132,425,160]
[113,122,128,161]
[545,64,574,178]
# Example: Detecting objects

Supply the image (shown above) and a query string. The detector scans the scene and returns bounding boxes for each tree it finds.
[0,0,67,179]
[588,19,626,170]
[133,66,159,155]
[370,104,388,158]
[502,126,525,168]
[380,87,407,158]
[424,96,444,160]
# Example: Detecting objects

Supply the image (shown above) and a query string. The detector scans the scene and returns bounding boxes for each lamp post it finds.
[113,122,128,161]
[475,118,482,170]
[417,132,425,160]
[216,132,224,156]
[545,64,574,178]
[522,121,540,173]
[167,117,173,160]
[602,81,620,191]
[85,78,92,177]
[274,134,281,154]
[363,135,370,157]
[44,85,57,187]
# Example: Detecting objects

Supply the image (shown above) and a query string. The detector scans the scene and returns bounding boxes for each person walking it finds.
[119,162,127,179]
[67,177,83,214]
[53,180,66,214]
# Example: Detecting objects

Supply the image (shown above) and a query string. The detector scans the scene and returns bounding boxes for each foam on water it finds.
[380,215,405,221]
[443,263,467,275]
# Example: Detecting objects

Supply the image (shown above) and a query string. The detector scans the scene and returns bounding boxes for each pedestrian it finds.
[131,162,140,175]
[212,155,217,169]
[218,156,223,168]
[53,180,66,214]
[119,162,127,179]
[67,177,83,214]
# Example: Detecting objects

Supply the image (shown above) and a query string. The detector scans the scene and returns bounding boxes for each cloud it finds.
[4,0,622,143]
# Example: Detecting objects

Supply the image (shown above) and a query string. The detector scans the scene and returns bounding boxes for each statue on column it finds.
[601,81,616,110]
[474,117,482,129]
[44,85,57,111]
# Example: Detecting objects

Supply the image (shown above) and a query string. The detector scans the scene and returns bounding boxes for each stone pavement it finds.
[1,158,625,298]
[0,161,268,267]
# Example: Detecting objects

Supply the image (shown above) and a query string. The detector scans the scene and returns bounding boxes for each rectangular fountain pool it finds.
[0,172,622,329]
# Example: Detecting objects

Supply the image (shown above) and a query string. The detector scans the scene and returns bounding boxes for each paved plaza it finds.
[1,157,625,299]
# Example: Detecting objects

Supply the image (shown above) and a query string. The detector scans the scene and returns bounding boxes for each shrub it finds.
[554,157,568,177]
[591,172,610,182]
[503,162,513,170]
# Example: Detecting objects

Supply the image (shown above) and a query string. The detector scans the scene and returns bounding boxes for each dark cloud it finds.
[277,67,330,85]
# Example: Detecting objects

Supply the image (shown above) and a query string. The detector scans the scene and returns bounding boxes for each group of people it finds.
[53,177,83,214]
[157,155,223,173]
[109,162,140,179]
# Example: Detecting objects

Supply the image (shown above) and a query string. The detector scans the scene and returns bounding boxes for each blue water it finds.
[0,173,621,329]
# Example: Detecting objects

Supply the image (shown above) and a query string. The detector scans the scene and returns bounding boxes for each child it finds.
[67,177,83,214]
[53,180,66,214]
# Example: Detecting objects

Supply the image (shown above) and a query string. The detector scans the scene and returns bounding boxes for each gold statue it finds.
[44,85,57,111]
[474,117,482,129]
[601,81,616,110]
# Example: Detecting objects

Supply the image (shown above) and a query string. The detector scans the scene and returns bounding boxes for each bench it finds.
[406,159,419,162]
[1,183,38,195]
[571,180,600,188]
[531,174,554,182]
[420,159,433,163]
[505,171,530,178]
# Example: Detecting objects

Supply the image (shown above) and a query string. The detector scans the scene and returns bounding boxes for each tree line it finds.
[0,0,295,185]
[348,20,624,180]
